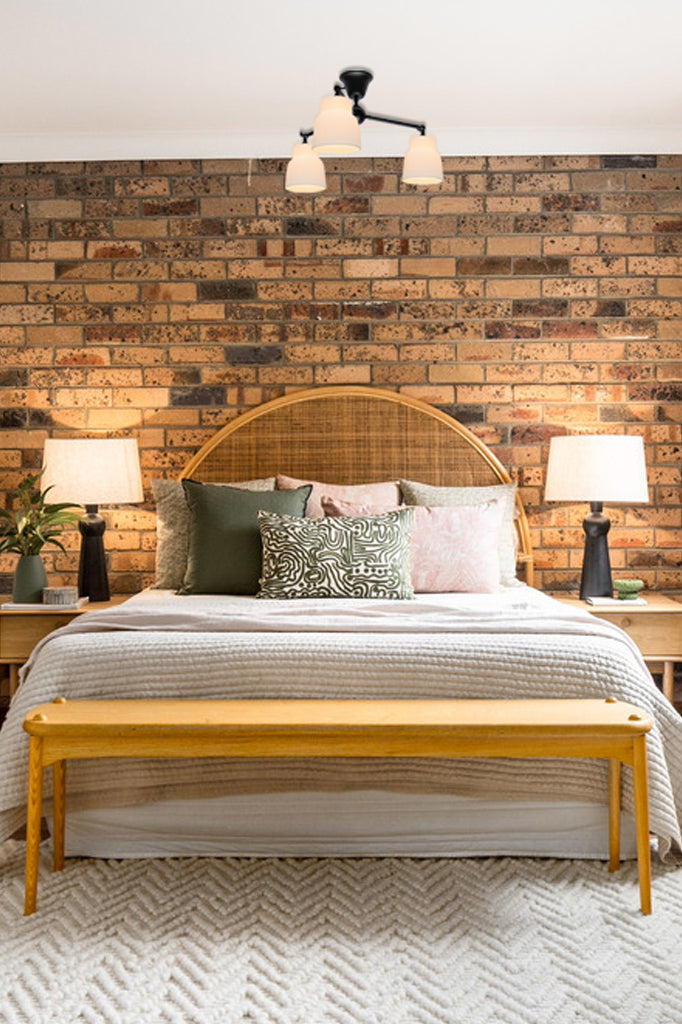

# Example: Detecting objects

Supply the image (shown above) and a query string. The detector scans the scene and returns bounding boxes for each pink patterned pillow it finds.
[276,474,401,519]
[322,496,504,593]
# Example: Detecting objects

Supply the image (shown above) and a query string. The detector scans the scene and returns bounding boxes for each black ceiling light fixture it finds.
[285,67,443,194]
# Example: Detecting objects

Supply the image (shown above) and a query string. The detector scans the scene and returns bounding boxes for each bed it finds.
[1,386,681,862]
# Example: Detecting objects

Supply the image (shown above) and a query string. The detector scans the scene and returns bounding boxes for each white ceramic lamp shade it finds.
[285,143,326,194]
[312,95,361,154]
[401,135,443,185]
[42,438,143,602]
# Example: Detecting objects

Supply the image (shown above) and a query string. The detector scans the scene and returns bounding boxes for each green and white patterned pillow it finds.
[257,508,415,600]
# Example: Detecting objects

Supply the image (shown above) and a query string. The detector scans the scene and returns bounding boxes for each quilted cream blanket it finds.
[1,587,681,857]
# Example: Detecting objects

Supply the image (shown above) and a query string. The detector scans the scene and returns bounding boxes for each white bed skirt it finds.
[61,791,638,860]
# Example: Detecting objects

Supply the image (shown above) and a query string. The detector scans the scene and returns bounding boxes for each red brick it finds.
[113,219,168,238]
[486,196,542,213]
[431,238,486,257]
[0,262,55,281]
[373,364,427,384]
[457,342,512,362]
[487,279,541,299]
[428,280,485,299]
[457,257,512,276]
[115,177,171,196]
[399,384,455,404]
[343,259,399,278]
[488,236,542,257]
[430,363,485,383]
[457,384,513,403]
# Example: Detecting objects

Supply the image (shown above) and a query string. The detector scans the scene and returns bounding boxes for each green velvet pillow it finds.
[181,481,312,595]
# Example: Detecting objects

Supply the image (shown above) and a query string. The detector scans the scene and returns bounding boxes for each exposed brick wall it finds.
[0,154,680,595]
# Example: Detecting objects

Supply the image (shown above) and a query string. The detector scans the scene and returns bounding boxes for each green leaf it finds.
[0,471,81,556]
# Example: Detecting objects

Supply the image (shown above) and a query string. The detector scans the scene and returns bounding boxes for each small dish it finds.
[613,579,644,600]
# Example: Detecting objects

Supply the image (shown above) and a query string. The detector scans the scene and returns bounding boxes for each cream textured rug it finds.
[2,841,681,1024]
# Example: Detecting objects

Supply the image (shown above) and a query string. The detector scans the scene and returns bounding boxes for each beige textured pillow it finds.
[152,477,275,590]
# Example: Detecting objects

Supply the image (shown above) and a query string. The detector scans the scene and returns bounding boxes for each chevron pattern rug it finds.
[2,841,681,1024]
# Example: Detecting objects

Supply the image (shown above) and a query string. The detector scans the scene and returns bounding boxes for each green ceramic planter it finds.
[613,579,644,601]
[12,555,47,604]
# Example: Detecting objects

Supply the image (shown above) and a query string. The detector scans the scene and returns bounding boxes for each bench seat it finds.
[23,697,653,915]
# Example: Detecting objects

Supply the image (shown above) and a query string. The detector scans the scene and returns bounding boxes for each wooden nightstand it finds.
[554,594,682,704]
[0,595,130,698]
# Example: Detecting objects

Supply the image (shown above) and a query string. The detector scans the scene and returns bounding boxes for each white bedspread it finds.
[2,587,681,858]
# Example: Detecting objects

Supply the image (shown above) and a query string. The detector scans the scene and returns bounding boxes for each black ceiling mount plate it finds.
[339,68,374,102]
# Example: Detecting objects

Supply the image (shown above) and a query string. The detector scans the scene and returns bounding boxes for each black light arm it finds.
[300,66,429,141]
[338,67,427,134]
[354,108,426,134]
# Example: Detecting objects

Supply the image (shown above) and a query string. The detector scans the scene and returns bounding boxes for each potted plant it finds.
[0,473,80,603]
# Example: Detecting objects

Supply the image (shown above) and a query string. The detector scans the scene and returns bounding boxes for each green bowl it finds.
[613,579,644,600]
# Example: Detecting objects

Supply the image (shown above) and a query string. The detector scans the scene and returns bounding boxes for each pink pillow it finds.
[322,496,504,593]
[276,474,401,519]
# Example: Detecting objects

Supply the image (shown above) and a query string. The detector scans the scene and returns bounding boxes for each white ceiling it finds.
[2,0,681,162]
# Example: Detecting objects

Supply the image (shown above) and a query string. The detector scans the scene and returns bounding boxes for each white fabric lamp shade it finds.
[42,438,144,506]
[312,95,361,154]
[544,435,649,504]
[401,135,443,185]
[285,142,326,194]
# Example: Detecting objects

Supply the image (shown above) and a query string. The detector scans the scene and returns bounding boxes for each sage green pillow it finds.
[152,477,276,590]
[257,508,415,600]
[181,481,311,595]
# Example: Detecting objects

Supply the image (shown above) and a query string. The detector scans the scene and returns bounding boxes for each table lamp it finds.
[42,438,144,601]
[544,435,649,600]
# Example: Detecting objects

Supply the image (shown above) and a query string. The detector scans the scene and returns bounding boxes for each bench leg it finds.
[53,760,65,873]
[632,735,652,915]
[608,759,621,872]
[24,736,44,916]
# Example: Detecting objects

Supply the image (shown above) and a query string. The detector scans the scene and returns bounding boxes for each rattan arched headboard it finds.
[181,386,533,584]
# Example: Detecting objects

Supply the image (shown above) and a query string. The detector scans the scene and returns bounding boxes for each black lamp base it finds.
[78,504,110,602]
[579,501,613,600]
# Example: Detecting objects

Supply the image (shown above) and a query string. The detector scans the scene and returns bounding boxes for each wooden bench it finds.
[23,697,653,916]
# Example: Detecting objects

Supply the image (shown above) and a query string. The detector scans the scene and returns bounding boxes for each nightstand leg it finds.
[662,662,675,704]
[608,759,621,872]
[8,665,19,698]
[53,760,65,872]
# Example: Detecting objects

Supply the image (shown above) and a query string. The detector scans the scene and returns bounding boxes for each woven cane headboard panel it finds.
[181,386,533,583]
